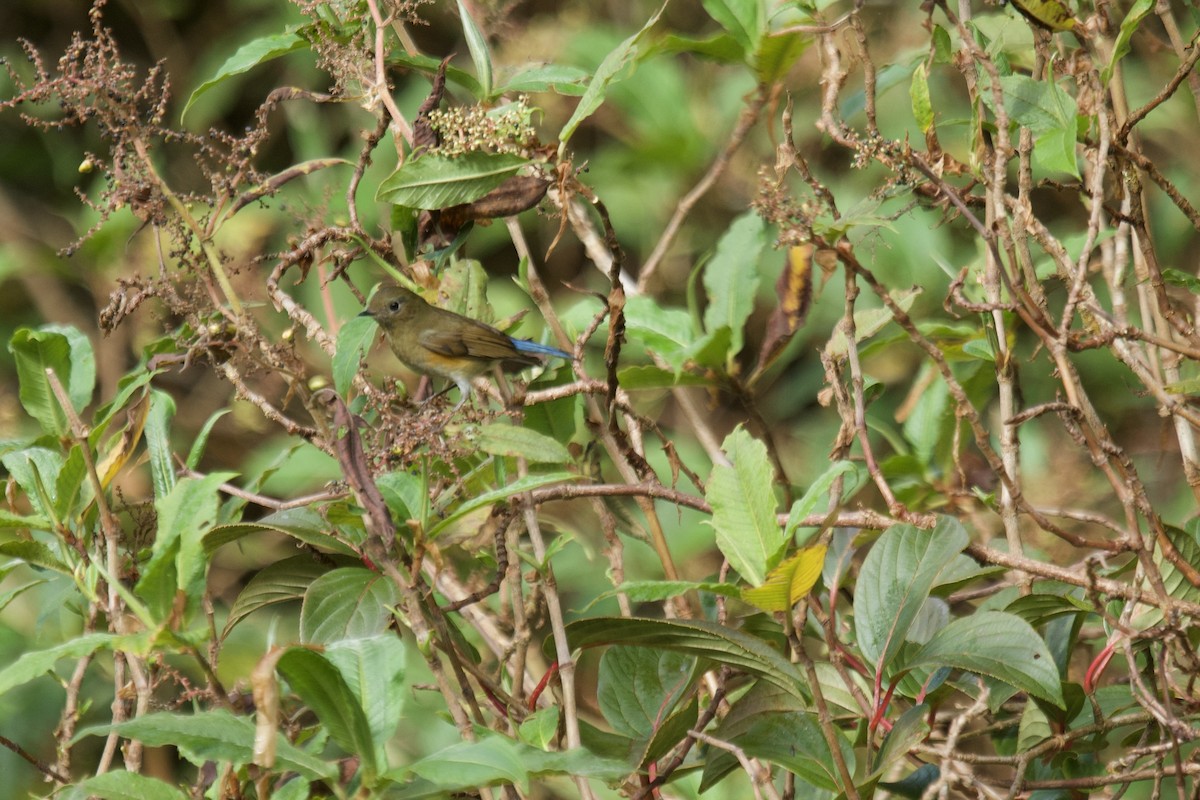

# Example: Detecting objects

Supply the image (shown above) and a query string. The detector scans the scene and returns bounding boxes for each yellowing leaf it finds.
[96,391,150,488]
[741,545,828,612]
[1009,0,1076,32]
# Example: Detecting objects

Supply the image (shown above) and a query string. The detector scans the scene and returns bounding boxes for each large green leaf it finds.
[182,29,308,122]
[135,472,235,621]
[144,389,177,498]
[204,506,358,556]
[325,635,407,769]
[906,611,1065,707]
[854,517,970,670]
[300,567,402,644]
[702,212,770,364]
[705,426,782,585]
[701,0,764,56]
[74,710,336,780]
[277,647,378,778]
[597,646,697,739]
[427,472,575,537]
[404,736,529,794]
[222,555,339,638]
[60,771,188,800]
[0,633,132,698]
[475,423,571,464]
[700,682,851,792]
[376,152,529,209]
[9,325,95,436]
[565,617,808,702]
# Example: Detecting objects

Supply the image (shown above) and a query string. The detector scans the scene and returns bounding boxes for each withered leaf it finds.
[412,55,452,154]
[419,175,549,247]
[751,244,813,383]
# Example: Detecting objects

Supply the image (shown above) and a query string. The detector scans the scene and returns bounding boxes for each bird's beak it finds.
[358,309,374,318]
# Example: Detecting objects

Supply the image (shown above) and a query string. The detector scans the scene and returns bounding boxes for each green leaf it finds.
[702,0,764,56]
[377,470,425,523]
[597,646,697,738]
[0,574,45,615]
[427,472,575,538]
[145,389,177,498]
[74,709,336,780]
[655,32,745,63]
[932,25,953,64]
[854,517,970,670]
[385,51,482,97]
[615,365,714,389]
[137,472,234,621]
[376,152,529,209]
[705,426,781,585]
[1162,268,1200,294]
[185,409,230,470]
[1017,698,1052,751]
[903,369,949,468]
[277,647,378,778]
[996,74,1077,135]
[457,0,493,99]
[204,507,359,556]
[564,617,809,702]
[1033,127,1079,177]
[406,736,529,794]
[559,4,666,149]
[873,703,930,773]
[222,555,335,638]
[583,579,742,611]
[325,635,407,768]
[700,682,851,792]
[1,447,61,521]
[1104,0,1154,84]
[499,63,590,95]
[0,633,123,698]
[183,29,308,123]
[61,771,188,800]
[518,707,560,750]
[907,611,1065,707]
[622,295,697,373]
[0,507,52,531]
[475,423,571,464]
[910,61,933,133]
[0,539,68,573]
[702,212,770,363]
[334,313,377,396]
[754,31,809,85]
[825,287,922,356]
[784,460,863,538]
[9,325,95,436]
[300,567,402,644]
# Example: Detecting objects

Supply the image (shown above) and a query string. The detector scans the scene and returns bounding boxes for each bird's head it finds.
[360,284,423,326]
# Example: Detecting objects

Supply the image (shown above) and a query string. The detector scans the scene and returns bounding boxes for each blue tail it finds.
[511,337,572,360]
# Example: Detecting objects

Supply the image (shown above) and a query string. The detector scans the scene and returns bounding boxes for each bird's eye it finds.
[388,300,401,311]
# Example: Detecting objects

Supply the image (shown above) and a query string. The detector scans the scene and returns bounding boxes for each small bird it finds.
[360,284,572,408]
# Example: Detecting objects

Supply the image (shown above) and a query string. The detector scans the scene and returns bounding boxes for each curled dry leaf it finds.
[750,243,813,385]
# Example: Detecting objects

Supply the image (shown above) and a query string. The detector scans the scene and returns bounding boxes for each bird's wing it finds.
[419,321,534,363]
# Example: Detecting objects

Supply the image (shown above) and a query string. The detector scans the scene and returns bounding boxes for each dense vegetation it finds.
[2,0,1200,797]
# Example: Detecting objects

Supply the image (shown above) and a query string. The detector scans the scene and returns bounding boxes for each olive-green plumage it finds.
[360,284,571,407]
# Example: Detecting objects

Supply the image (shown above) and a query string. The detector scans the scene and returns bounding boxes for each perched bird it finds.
[360,284,572,408]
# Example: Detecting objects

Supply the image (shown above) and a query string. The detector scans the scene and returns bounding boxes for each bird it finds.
[360,283,572,408]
